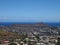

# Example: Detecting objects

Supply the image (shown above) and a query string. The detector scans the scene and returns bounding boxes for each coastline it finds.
[0,22,60,26]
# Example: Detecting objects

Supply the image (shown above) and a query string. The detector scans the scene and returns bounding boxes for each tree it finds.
[21,33,28,41]
[35,34,40,42]
[8,43,17,45]
[56,43,60,45]
[23,38,30,43]
[56,37,60,45]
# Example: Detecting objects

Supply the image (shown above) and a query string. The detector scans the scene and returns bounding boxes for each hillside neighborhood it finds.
[0,23,60,45]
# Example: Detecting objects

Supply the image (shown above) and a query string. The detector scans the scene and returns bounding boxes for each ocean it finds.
[0,22,60,26]
[45,22,60,26]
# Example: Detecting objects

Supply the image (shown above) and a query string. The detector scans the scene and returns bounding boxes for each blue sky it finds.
[0,0,60,22]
